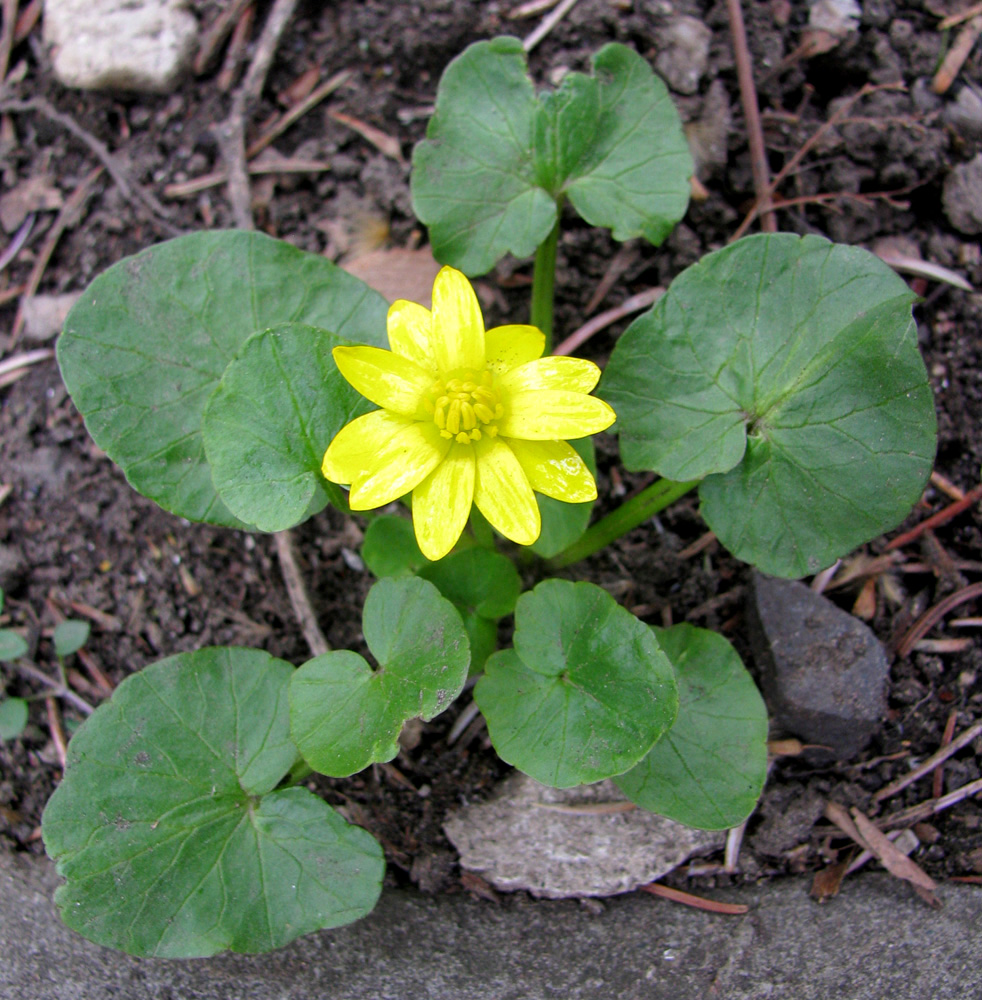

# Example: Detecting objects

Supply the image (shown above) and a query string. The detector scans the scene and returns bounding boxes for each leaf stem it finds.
[531,217,560,352]
[548,477,700,568]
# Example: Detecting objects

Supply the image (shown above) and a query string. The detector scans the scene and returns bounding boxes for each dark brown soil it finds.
[2,0,981,895]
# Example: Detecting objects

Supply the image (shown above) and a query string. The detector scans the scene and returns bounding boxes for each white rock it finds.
[655,16,712,96]
[808,0,861,37]
[444,772,725,899]
[43,0,197,94]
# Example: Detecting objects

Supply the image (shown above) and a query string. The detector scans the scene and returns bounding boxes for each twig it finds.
[45,696,68,770]
[216,0,300,230]
[872,721,982,803]
[583,242,639,315]
[0,348,52,379]
[726,0,776,233]
[10,166,103,345]
[246,69,351,158]
[0,212,34,272]
[933,710,960,800]
[274,530,329,658]
[939,2,982,30]
[447,698,481,745]
[885,482,982,552]
[895,581,982,658]
[553,287,662,357]
[932,16,982,95]
[13,0,39,44]
[510,0,561,18]
[216,3,255,93]
[194,0,254,74]
[639,882,749,915]
[164,158,332,199]
[724,818,747,872]
[0,97,180,234]
[330,109,403,162]
[881,776,982,829]
[523,0,580,52]
[8,659,95,715]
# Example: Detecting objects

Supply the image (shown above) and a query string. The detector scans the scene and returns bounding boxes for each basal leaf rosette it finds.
[322,266,615,560]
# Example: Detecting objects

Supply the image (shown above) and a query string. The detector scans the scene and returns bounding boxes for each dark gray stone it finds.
[943,154,982,235]
[3,851,981,1000]
[747,572,889,760]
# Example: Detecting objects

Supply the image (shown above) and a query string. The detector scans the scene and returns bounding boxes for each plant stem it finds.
[548,477,700,569]
[531,218,559,352]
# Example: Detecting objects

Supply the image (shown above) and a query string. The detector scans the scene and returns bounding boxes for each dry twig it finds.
[247,70,351,158]
[895,581,982,658]
[553,287,662,357]
[195,0,254,74]
[274,530,329,658]
[886,482,982,552]
[873,721,982,803]
[932,16,982,95]
[10,166,103,346]
[934,710,960,800]
[523,0,580,52]
[640,881,749,915]
[726,0,776,233]
[45,696,68,770]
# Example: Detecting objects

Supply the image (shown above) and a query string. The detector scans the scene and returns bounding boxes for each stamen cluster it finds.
[424,370,504,444]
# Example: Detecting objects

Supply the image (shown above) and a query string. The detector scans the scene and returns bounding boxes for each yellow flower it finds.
[322,266,616,561]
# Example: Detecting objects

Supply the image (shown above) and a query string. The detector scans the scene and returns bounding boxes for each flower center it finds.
[423,369,504,445]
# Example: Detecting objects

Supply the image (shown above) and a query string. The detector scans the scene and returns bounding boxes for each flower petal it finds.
[507,439,598,503]
[431,266,485,372]
[387,300,438,373]
[473,437,540,546]
[412,443,476,561]
[498,356,601,395]
[348,421,450,510]
[333,345,433,416]
[499,390,616,440]
[322,410,411,485]
[484,324,545,375]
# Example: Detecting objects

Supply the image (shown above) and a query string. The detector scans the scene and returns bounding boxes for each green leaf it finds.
[361,515,427,578]
[411,38,691,275]
[0,629,27,661]
[202,324,373,531]
[530,437,596,559]
[475,580,678,787]
[57,230,388,527]
[42,647,384,957]
[0,697,29,740]
[53,619,90,657]
[417,547,521,619]
[601,233,937,577]
[290,578,470,776]
[614,625,768,830]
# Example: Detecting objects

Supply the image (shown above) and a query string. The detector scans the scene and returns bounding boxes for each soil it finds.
[2,0,981,900]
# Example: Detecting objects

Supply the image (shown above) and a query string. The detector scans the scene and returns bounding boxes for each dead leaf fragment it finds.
[849,808,938,894]
[342,246,442,306]
[0,175,63,233]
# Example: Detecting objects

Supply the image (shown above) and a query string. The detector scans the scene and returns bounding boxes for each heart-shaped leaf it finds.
[475,580,678,787]
[614,624,768,830]
[361,514,427,578]
[290,577,470,776]
[0,629,27,661]
[42,647,384,957]
[202,324,373,531]
[57,230,388,527]
[601,233,936,577]
[411,37,691,275]
[52,619,90,657]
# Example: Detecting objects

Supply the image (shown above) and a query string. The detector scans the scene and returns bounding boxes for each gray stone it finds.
[808,0,861,36]
[3,851,982,1000]
[655,16,711,96]
[746,572,889,760]
[444,772,723,898]
[943,154,982,235]
[43,0,197,94]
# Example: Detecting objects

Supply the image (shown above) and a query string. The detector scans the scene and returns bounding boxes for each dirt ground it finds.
[1,0,981,899]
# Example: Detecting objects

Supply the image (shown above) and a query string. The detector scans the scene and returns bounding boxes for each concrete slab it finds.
[2,850,980,1000]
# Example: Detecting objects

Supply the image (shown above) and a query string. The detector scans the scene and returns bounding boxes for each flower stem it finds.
[547,477,700,569]
[531,219,559,352]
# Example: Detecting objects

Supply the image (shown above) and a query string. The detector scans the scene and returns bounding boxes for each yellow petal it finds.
[333,345,432,416]
[348,421,450,510]
[507,439,598,503]
[431,266,485,372]
[473,437,540,546]
[498,390,616,440]
[498,356,601,395]
[322,410,410,485]
[484,324,545,375]
[387,300,438,373]
[412,443,476,561]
